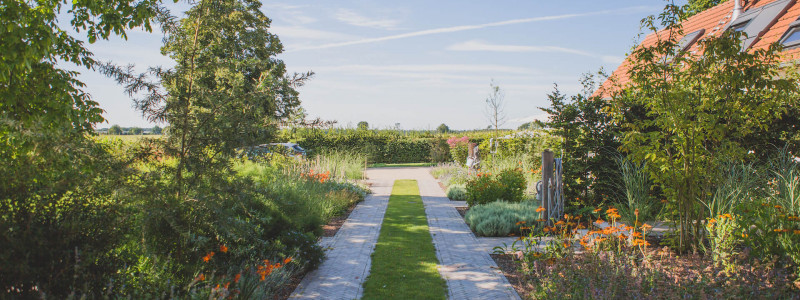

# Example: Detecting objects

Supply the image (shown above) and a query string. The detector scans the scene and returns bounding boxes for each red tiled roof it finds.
[599,0,800,97]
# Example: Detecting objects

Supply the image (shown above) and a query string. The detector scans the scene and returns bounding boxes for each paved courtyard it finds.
[290,167,519,300]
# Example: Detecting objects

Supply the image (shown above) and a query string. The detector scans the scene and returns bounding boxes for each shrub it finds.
[497,168,526,203]
[465,201,539,236]
[466,173,504,206]
[466,169,527,206]
[429,137,450,163]
[446,184,467,201]
[447,136,470,165]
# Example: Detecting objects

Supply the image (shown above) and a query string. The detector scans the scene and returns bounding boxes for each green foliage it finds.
[612,4,799,251]
[307,149,367,181]
[101,0,309,197]
[109,124,123,135]
[613,156,658,226]
[465,201,539,236]
[1,0,157,296]
[436,123,450,133]
[682,0,722,18]
[295,129,433,164]
[446,184,467,201]
[466,173,503,206]
[497,168,526,202]
[447,136,471,165]
[466,169,526,206]
[357,121,369,130]
[130,127,142,135]
[735,151,800,275]
[539,76,621,209]
[1,0,157,132]
[362,180,447,300]
[429,137,450,163]
[0,132,131,297]
[152,125,162,134]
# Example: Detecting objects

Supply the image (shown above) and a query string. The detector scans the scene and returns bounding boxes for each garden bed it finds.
[321,201,359,237]
[490,242,800,298]
[456,206,468,218]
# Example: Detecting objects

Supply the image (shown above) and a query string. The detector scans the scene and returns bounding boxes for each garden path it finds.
[289,169,393,299]
[290,167,519,300]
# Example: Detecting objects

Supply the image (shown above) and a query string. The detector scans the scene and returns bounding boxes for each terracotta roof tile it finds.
[599,0,800,97]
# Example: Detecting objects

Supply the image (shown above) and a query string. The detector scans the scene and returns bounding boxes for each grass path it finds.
[362,179,447,300]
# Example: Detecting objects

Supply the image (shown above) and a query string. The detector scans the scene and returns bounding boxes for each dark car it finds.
[268,143,306,157]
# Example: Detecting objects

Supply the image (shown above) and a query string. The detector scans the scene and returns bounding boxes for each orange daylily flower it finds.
[220,245,228,253]
[203,251,215,262]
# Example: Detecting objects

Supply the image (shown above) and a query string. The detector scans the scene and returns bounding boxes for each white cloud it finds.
[335,9,401,30]
[289,6,656,52]
[263,3,317,25]
[308,64,535,74]
[271,26,360,41]
[448,40,628,66]
[446,40,593,56]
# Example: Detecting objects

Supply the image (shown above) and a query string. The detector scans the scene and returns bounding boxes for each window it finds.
[726,0,793,50]
[780,18,800,48]
[783,27,800,47]
[677,29,705,52]
[730,21,749,32]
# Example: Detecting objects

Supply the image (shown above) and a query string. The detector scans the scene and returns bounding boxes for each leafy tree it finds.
[130,127,142,135]
[108,124,123,135]
[683,0,722,18]
[358,121,369,130]
[485,79,506,131]
[612,3,798,252]
[539,76,622,209]
[152,125,162,134]
[437,123,450,133]
[102,0,311,196]
[0,0,158,297]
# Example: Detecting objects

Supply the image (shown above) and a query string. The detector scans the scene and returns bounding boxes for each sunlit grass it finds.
[362,180,447,300]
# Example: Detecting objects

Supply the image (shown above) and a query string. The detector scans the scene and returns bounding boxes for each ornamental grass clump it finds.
[465,201,539,236]
[446,184,467,201]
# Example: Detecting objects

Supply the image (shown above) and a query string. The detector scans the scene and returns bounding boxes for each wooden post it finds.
[468,142,476,157]
[541,149,554,220]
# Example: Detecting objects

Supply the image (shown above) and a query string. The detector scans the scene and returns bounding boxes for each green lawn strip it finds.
[368,162,436,168]
[362,179,447,300]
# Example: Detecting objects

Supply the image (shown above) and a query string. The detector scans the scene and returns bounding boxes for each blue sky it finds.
[71,1,685,130]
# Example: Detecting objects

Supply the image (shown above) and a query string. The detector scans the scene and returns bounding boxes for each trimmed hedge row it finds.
[297,132,435,163]
[291,129,557,165]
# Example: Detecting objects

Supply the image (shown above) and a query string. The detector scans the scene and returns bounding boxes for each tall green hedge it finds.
[288,129,558,165]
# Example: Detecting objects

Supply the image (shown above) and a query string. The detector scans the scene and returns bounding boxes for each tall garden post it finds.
[541,149,554,220]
